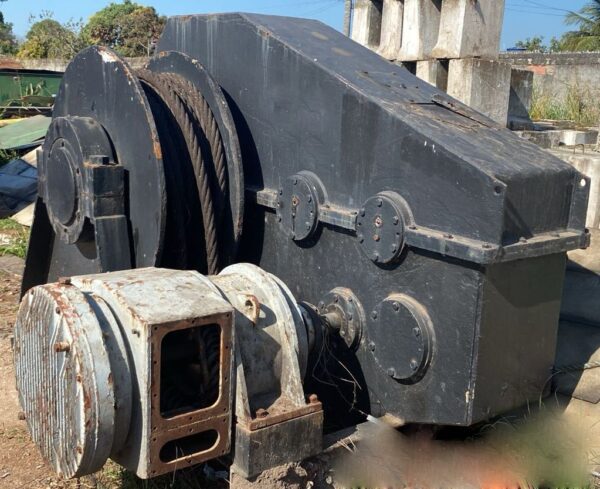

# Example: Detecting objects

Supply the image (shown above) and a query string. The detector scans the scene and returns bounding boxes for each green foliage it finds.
[562,0,600,51]
[530,84,600,126]
[515,36,546,52]
[82,0,166,57]
[514,35,566,53]
[17,13,86,59]
[0,149,17,166]
[0,219,28,258]
[0,11,17,55]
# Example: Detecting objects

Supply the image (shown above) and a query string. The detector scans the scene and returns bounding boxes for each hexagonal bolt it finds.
[89,155,111,166]
[412,327,421,338]
[256,408,269,419]
[308,394,319,404]
[54,341,71,353]
[387,367,396,378]
[371,311,378,320]
[369,341,376,351]
[392,302,400,312]
[410,359,419,371]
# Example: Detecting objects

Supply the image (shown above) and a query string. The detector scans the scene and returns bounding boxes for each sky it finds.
[0,0,590,50]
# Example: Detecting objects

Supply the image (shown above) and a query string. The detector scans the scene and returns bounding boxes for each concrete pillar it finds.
[447,58,511,125]
[432,0,505,59]
[416,59,448,90]
[344,0,353,36]
[397,0,442,62]
[377,0,403,60]
[508,68,533,129]
[351,0,383,49]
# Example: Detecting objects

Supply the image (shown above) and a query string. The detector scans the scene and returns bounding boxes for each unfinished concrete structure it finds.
[349,0,516,125]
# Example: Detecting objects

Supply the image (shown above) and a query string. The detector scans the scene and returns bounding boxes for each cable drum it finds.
[137,68,236,275]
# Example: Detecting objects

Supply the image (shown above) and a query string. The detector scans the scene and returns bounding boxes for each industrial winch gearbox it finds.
[14,265,322,478]
[14,10,592,482]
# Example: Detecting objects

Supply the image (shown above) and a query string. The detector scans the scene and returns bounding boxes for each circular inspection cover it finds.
[14,285,116,478]
[369,294,434,383]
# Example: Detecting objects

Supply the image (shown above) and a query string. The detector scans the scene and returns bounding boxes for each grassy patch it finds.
[530,84,600,127]
[0,219,29,258]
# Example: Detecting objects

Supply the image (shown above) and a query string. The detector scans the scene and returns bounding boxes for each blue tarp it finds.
[0,159,37,218]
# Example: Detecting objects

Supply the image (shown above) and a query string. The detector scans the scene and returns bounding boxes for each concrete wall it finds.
[0,56,149,73]
[500,52,600,102]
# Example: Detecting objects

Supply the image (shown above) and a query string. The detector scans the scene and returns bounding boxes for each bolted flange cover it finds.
[277,171,325,241]
[369,294,434,383]
[356,191,409,264]
[39,116,117,244]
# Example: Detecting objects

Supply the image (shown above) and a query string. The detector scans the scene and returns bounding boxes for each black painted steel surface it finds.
[157,13,589,425]
[23,13,590,427]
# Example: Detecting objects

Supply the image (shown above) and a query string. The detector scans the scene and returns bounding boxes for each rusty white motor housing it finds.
[14,264,321,479]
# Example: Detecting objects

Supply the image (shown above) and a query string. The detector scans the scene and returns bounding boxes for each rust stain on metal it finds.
[153,140,163,159]
[248,401,322,431]
[243,294,261,324]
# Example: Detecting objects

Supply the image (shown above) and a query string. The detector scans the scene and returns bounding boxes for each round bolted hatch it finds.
[369,294,434,383]
[277,172,325,242]
[356,191,409,265]
[14,284,122,478]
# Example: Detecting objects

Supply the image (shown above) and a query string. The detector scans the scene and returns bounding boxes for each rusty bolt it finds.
[373,234,381,242]
[374,216,383,228]
[17,411,26,421]
[54,342,70,353]
[308,394,319,404]
[58,277,72,285]
[291,195,300,207]
[256,408,269,419]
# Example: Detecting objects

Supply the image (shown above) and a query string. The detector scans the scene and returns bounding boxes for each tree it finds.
[562,0,600,51]
[515,36,546,52]
[0,1,18,56]
[17,14,86,59]
[82,1,166,57]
